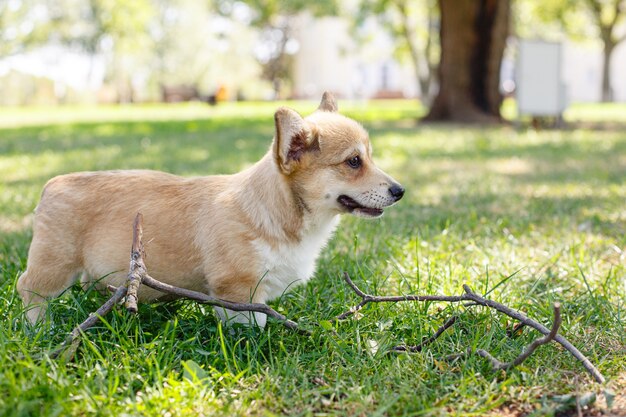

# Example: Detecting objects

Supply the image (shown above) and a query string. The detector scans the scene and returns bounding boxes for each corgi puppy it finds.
[17,93,404,326]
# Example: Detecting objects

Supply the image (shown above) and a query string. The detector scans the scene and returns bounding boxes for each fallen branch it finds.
[139,274,307,334]
[461,286,603,383]
[124,213,146,313]
[476,302,562,370]
[49,285,127,359]
[47,213,605,384]
[337,274,604,384]
[336,273,466,320]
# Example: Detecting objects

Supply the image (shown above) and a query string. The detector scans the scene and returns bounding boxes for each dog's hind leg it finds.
[17,238,81,324]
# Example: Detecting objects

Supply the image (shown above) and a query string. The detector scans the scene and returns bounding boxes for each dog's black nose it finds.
[389,184,405,201]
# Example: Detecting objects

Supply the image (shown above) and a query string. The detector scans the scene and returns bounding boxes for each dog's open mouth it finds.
[337,195,384,217]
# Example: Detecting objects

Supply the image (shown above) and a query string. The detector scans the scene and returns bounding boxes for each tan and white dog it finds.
[17,93,404,327]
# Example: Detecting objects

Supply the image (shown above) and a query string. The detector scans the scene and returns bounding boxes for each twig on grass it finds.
[460,285,603,383]
[140,274,307,334]
[476,302,561,371]
[48,285,128,360]
[337,273,467,320]
[124,213,146,313]
[337,274,604,383]
[47,213,605,384]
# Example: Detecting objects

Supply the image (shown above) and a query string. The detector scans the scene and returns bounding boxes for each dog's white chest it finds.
[253,216,339,301]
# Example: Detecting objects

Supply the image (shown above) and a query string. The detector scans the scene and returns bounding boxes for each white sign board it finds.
[516,40,567,116]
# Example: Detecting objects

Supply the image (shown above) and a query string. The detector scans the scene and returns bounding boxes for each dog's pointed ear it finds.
[273,107,316,175]
[318,91,338,112]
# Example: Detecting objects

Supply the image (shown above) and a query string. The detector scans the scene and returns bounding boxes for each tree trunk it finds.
[424,0,510,123]
[600,37,614,102]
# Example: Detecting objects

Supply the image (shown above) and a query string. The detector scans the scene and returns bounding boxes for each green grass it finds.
[1,100,625,416]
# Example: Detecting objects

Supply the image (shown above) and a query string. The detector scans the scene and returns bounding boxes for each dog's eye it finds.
[346,156,361,169]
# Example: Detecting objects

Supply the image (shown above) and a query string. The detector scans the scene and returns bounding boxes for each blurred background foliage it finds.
[1,0,625,116]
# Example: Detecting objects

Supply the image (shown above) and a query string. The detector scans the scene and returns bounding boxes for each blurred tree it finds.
[424,0,510,122]
[151,0,218,95]
[532,0,626,102]
[357,0,439,104]
[47,0,155,102]
[151,0,261,100]
[216,0,337,99]
[0,0,50,57]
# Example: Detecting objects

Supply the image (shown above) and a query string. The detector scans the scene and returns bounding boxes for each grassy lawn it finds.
[0,100,625,416]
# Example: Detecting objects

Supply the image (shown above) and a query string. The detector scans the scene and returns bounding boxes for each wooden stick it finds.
[140,274,307,334]
[460,287,603,383]
[47,214,605,385]
[337,274,605,383]
[476,302,561,370]
[337,272,467,320]
[125,213,146,313]
[48,285,128,360]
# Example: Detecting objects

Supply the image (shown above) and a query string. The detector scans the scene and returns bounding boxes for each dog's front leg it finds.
[209,274,269,328]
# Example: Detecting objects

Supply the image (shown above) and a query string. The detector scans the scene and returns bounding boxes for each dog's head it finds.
[272,92,404,218]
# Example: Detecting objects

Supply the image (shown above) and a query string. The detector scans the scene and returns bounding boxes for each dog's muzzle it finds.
[337,182,404,217]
